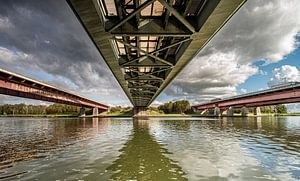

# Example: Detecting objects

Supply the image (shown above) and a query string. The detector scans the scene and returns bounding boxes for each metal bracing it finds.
[115,39,174,66]
[109,0,197,106]
[67,0,245,107]
[158,0,195,33]
[120,37,190,66]
[108,0,156,32]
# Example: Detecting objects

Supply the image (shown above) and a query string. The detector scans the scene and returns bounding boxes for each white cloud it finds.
[259,70,267,76]
[268,65,300,87]
[1,0,300,107]
[150,100,164,107]
[240,88,247,94]
[0,47,30,63]
[160,0,300,104]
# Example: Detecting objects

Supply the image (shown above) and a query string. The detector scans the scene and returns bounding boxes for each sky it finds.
[0,0,300,111]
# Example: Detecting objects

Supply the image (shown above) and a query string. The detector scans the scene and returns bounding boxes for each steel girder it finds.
[67,0,246,107]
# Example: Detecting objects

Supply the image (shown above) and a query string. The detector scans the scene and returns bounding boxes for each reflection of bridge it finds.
[0,68,108,116]
[67,0,246,116]
[194,83,300,116]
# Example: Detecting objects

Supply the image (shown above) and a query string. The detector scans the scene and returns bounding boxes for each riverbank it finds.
[98,112,300,117]
[1,113,299,118]
[0,114,78,118]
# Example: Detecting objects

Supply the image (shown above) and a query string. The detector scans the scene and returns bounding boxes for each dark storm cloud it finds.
[0,0,129,104]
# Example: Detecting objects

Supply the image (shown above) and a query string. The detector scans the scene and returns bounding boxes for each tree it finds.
[158,100,191,114]
[275,104,287,113]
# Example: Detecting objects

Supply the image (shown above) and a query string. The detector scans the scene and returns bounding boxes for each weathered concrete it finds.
[214,107,221,117]
[221,109,227,116]
[254,107,261,116]
[241,106,248,117]
[201,109,208,115]
[79,107,86,117]
[93,107,99,117]
[133,107,149,117]
[227,107,234,117]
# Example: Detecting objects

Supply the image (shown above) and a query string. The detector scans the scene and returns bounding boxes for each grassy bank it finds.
[0,113,78,118]
[2,112,299,118]
[98,111,300,117]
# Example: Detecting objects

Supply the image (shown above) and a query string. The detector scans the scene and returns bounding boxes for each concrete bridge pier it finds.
[227,107,234,117]
[214,107,221,117]
[79,107,86,117]
[133,107,149,117]
[200,109,208,115]
[221,109,227,116]
[241,106,249,117]
[254,107,261,116]
[93,108,99,117]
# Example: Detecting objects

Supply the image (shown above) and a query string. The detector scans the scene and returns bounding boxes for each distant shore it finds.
[1,113,300,118]
[0,114,78,118]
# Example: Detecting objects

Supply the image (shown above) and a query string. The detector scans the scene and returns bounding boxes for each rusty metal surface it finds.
[0,68,108,110]
[195,85,300,109]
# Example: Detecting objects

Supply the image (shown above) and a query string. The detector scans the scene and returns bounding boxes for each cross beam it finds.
[67,0,246,107]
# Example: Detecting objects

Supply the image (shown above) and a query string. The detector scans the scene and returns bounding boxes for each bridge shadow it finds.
[105,118,187,181]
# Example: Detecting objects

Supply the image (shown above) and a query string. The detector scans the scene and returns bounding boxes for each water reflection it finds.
[0,117,112,179]
[106,119,187,180]
[0,117,299,180]
[149,117,300,180]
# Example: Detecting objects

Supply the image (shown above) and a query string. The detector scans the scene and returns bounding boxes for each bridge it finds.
[0,68,109,116]
[67,0,246,116]
[193,82,300,116]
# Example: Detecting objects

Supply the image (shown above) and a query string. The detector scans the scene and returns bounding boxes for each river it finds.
[0,117,299,180]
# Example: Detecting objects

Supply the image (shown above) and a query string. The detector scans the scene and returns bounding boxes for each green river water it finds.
[0,117,299,180]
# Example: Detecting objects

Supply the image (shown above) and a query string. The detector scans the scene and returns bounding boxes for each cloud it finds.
[240,88,248,94]
[150,100,164,107]
[268,65,300,87]
[0,0,300,107]
[0,0,130,105]
[160,0,300,104]
[0,47,30,63]
[0,16,12,29]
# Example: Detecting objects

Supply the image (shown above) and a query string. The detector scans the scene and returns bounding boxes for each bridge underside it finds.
[68,0,245,107]
[195,84,300,110]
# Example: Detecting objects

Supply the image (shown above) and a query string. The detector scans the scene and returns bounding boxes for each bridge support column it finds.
[214,107,221,117]
[227,107,234,117]
[221,109,227,116]
[241,106,248,117]
[133,107,149,117]
[200,109,208,115]
[93,108,99,117]
[79,107,85,117]
[254,107,261,116]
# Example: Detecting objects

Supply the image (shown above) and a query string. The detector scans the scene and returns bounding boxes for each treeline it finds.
[258,105,287,113]
[158,100,191,114]
[109,106,132,113]
[0,103,78,115]
[232,105,287,114]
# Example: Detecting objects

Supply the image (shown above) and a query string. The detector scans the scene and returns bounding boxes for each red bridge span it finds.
[193,83,300,116]
[0,68,109,116]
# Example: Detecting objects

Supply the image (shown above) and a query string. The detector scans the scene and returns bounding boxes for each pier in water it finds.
[0,117,299,180]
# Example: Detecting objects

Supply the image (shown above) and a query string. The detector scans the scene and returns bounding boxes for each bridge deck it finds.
[0,68,108,110]
[67,0,246,107]
[195,82,300,110]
